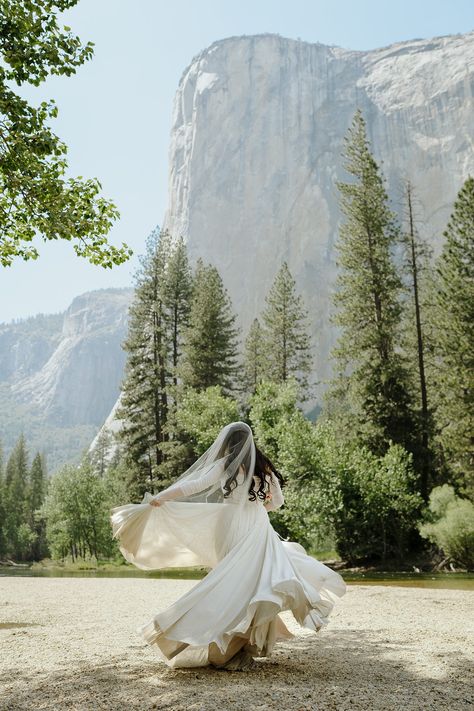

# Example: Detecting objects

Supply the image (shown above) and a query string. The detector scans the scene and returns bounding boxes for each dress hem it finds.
[137,571,337,662]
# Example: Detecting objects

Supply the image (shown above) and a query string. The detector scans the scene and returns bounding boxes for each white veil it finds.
[156,421,256,505]
[110,422,257,570]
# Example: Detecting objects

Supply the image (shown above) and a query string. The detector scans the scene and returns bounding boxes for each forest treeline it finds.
[1,110,472,570]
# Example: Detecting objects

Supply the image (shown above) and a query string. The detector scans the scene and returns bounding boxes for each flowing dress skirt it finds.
[111,496,346,669]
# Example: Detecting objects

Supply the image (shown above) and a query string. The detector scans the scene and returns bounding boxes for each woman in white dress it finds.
[110,421,346,670]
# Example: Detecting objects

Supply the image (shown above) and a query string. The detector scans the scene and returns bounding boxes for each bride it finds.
[110,421,346,670]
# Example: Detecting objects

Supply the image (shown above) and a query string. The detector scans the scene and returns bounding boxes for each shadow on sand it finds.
[1,629,472,710]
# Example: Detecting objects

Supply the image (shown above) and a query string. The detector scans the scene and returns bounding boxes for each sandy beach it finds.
[0,577,473,710]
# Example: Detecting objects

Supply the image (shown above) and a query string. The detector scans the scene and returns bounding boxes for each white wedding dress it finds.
[111,463,347,669]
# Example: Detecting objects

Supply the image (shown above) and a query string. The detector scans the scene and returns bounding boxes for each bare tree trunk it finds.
[405,181,430,501]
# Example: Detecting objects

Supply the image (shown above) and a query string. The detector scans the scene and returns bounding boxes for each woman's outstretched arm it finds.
[149,460,225,506]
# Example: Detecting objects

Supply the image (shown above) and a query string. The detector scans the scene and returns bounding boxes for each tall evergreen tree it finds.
[180,258,240,394]
[89,429,114,478]
[28,453,45,520]
[326,109,415,456]
[399,180,437,500]
[27,452,48,560]
[0,440,5,556]
[3,434,30,559]
[116,227,173,498]
[162,236,193,388]
[429,177,474,494]
[261,262,314,399]
[156,237,194,483]
[242,318,267,396]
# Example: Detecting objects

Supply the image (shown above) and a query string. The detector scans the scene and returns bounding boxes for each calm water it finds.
[341,571,474,590]
[0,566,205,580]
[1,566,473,590]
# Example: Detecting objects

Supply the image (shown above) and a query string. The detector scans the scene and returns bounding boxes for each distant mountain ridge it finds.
[0,312,64,382]
[0,288,133,472]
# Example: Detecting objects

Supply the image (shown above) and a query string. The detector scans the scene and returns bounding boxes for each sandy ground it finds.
[0,577,473,711]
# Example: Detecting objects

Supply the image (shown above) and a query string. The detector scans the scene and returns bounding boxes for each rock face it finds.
[0,312,64,383]
[8,289,133,426]
[163,31,474,400]
[0,288,133,471]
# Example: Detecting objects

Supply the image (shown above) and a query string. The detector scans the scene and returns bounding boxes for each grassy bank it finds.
[1,549,472,588]
[26,558,208,578]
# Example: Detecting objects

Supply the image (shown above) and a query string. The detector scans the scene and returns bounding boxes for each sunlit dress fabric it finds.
[111,472,346,669]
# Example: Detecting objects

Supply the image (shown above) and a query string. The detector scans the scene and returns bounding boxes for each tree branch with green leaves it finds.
[0,0,132,267]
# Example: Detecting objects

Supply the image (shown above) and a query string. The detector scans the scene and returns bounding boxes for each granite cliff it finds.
[163,31,474,397]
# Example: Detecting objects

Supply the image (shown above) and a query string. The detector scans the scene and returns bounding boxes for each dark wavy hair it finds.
[220,429,284,502]
[249,444,284,502]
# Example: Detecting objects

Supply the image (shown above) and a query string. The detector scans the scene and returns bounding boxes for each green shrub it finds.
[41,459,120,561]
[249,385,423,564]
[175,386,241,455]
[418,485,474,570]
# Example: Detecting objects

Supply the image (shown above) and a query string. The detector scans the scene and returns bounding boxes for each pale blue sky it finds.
[1,0,473,323]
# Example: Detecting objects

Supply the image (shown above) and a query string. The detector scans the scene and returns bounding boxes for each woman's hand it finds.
[263,491,273,511]
[149,498,163,507]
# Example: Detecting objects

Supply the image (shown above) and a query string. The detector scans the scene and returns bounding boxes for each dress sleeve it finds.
[264,473,284,511]
[151,461,225,502]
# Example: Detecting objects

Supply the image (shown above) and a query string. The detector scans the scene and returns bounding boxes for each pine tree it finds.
[0,440,5,556]
[326,109,415,456]
[180,258,240,394]
[28,452,48,560]
[399,180,437,500]
[3,434,30,559]
[116,227,173,498]
[162,236,193,388]
[89,429,114,478]
[156,236,193,483]
[429,177,474,494]
[242,318,267,396]
[28,453,45,519]
[261,262,314,399]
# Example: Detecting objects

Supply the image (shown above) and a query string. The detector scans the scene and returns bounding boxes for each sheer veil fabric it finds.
[110,421,347,669]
